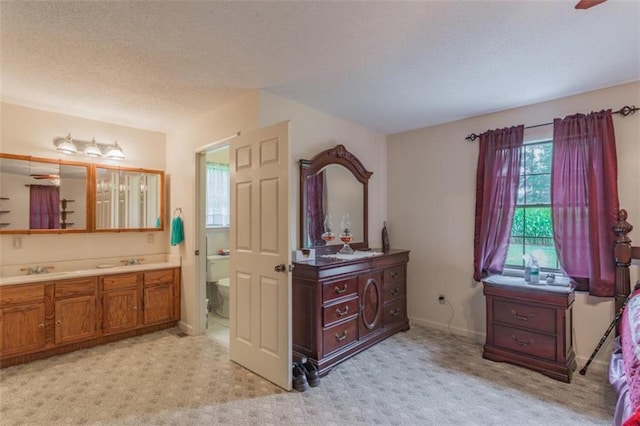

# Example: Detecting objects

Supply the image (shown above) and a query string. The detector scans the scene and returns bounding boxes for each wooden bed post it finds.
[614,209,633,333]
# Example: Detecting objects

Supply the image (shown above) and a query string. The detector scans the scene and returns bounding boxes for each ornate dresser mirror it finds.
[299,145,372,251]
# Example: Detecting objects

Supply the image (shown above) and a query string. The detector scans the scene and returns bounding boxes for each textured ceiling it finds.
[1,1,639,135]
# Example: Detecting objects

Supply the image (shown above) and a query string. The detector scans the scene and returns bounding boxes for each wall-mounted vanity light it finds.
[54,133,125,160]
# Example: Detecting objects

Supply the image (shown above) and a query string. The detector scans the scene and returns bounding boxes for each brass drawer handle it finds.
[335,283,348,294]
[133,306,138,311]
[512,336,533,347]
[56,320,62,325]
[390,308,400,317]
[335,330,349,341]
[335,306,349,317]
[391,288,400,297]
[38,323,45,328]
[510,309,534,321]
[390,271,399,279]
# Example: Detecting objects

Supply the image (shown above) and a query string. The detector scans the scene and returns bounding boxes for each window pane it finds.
[524,236,558,270]
[523,207,553,237]
[517,176,525,205]
[524,143,552,175]
[511,207,524,237]
[523,174,550,205]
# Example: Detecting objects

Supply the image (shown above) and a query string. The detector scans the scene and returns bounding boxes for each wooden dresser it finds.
[292,249,409,376]
[482,280,576,382]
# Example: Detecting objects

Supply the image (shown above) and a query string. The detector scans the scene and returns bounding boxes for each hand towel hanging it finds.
[171,208,184,246]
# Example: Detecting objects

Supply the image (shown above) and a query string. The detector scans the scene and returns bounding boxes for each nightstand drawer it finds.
[383,281,404,302]
[493,324,556,361]
[323,297,358,327]
[493,299,556,333]
[322,278,357,303]
[323,317,357,355]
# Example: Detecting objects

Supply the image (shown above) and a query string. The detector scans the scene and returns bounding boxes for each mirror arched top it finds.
[299,144,373,251]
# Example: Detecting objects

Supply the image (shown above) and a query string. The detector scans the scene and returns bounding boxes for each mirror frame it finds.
[299,144,372,251]
[0,153,92,234]
[93,164,165,232]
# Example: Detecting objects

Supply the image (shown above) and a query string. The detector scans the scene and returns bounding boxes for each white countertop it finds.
[0,261,180,286]
[482,274,574,293]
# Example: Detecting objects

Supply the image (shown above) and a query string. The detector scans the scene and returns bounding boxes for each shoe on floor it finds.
[292,363,309,392]
[300,361,321,387]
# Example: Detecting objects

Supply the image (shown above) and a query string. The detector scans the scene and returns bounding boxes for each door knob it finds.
[274,264,286,273]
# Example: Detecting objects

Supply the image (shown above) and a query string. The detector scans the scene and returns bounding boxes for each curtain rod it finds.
[465,105,639,142]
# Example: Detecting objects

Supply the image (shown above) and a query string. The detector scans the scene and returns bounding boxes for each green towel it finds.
[171,216,184,246]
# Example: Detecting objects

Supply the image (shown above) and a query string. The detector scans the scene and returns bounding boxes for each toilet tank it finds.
[207,255,229,282]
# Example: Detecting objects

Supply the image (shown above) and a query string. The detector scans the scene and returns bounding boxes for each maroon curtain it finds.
[306,172,325,246]
[473,125,524,281]
[552,110,619,296]
[29,185,60,229]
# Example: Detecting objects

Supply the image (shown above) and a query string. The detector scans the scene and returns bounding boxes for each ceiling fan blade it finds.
[575,0,607,9]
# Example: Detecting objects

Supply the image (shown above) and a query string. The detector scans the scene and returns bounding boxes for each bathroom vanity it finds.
[292,250,409,376]
[0,264,180,367]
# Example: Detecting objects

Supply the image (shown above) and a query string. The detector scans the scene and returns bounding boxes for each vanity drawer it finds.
[0,284,44,307]
[144,269,175,287]
[323,297,359,327]
[322,278,357,303]
[493,324,556,361]
[101,273,139,292]
[383,299,405,326]
[384,266,405,284]
[493,299,555,334]
[323,317,358,355]
[54,277,96,298]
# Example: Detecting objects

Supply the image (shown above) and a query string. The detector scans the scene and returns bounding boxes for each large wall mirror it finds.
[0,154,89,233]
[95,166,164,231]
[299,145,372,251]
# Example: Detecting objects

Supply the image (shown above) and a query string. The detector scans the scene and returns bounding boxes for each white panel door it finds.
[229,121,291,390]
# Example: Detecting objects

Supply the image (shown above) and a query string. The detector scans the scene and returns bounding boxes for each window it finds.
[205,162,230,227]
[505,140,560,271]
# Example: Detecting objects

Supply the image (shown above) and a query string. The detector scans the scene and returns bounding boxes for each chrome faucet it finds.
[124,258,141,266]
[24,266,53,275]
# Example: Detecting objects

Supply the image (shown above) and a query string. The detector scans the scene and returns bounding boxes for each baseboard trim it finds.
[178,320,193,335]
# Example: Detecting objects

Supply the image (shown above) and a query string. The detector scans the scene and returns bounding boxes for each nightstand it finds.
[482,278,576,383]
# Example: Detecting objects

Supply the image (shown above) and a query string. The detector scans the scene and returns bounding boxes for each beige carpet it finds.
[0,324,615,425]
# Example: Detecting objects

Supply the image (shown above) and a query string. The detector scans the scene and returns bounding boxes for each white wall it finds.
[165,92,259,333]
[387,81,640,367]
[258,91,388,250]
[0,102,169,267]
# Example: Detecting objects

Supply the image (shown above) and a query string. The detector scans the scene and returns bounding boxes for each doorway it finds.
[199,144,231,346]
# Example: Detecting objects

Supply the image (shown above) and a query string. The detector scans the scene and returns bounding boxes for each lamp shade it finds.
[106,141,125,160]
[84,138,102,158]
[57,133,78,154]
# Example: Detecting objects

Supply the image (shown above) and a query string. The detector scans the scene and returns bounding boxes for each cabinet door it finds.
[358,271,383,339]
[144,284,173,325]
[0,302,45,357]
[102,289,138,334]
[55,296,96,345]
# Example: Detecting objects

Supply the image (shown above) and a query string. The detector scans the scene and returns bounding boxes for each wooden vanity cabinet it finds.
[101,273,140,335]
[0,284,46,357]
[54,277,97,345]
[293,249,410,376]
[0,266,181,368]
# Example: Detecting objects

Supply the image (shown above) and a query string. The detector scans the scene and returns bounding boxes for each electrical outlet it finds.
[12,237,22,249]
[147,233,154,244]
[438,294,446,304]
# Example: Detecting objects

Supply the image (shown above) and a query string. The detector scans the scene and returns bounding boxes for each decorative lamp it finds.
[106,141,125,160]
[83,138,103,158]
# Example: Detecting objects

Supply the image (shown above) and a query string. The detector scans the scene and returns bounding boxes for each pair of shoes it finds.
[292,363,309,392]
[299,361,320,387]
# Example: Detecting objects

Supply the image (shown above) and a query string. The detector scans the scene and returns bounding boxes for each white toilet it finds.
[207,255,230,318]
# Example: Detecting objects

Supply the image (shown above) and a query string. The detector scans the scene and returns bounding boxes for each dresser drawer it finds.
[493,299,556,334]
[383,281,404,302]
[383,299,405,326]
[101,273,139,292]
[323,297,358,327]
[323,317,358,355]
[54,278,96,298]
[0,284,44,307]
[322,278,357,303]
[143,269,174,287]
[493,324,556,361]
[384,266,405,284]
